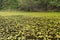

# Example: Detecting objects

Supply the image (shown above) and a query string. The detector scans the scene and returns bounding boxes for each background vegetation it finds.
[0,0,60,11]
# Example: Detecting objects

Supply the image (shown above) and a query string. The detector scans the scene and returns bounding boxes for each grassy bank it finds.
[0,11,60,17]
[0,11,60,40]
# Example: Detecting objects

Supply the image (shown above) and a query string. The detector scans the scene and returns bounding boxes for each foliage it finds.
[0,0,18,10]
[0,15,60,40]
[0,0,60,11]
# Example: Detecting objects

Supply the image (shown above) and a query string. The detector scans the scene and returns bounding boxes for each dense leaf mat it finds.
[0,15,60,40]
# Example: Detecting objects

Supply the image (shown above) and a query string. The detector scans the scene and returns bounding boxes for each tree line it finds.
[0,0,60,11]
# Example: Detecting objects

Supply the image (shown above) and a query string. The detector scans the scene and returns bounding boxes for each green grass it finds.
[0,11,60,40]
[0,11,60,17]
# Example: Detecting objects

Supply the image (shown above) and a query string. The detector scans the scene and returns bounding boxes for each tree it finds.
[0,0,19,10]
[0,0,3,10]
